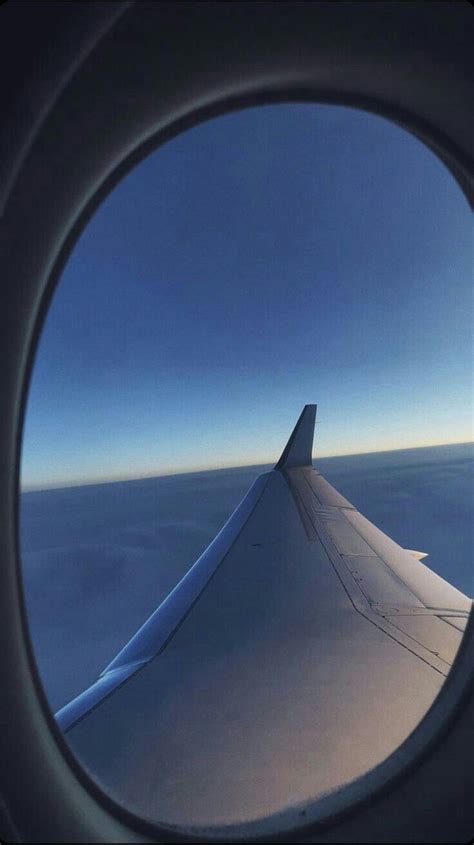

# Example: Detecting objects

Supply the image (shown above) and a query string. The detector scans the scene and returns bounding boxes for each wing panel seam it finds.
[281,469,450,676]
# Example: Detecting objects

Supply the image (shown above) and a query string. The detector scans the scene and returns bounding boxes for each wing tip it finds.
[275,404,317,470]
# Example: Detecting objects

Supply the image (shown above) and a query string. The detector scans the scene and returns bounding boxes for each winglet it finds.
[275,404,317,470]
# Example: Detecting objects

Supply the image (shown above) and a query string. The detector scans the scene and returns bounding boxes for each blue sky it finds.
[21,104,473,489]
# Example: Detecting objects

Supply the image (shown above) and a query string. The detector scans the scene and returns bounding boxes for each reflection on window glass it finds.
[20,104,472,829]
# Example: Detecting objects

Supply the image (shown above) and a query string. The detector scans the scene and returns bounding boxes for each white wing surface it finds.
[57,406,471,828]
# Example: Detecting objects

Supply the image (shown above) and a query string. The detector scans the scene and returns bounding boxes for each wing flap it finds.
[283,462,469,671]
[343,507,470,612]
[385,614,464,664]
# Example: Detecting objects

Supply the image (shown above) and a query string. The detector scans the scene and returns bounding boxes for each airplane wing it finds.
[56,405,471,829]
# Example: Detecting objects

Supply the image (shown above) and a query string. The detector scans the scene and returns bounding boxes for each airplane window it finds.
[19,104,472,831]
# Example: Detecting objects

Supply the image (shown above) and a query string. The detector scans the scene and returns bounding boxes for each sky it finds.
[21,104,473,490]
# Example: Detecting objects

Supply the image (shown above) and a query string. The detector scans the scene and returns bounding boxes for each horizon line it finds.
[20,439,474,494]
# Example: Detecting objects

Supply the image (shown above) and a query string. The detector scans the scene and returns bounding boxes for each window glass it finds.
[20,104,473,829]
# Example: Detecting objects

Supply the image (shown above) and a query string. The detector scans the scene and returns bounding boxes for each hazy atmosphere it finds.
[21,443,474,712]
[21,104,472,490]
